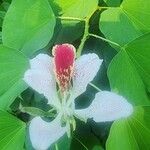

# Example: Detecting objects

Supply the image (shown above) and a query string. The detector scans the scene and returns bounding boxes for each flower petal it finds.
[29,115,66,150]
[73,53,102,97]
[23,54,58,107]
[52,44,76,91]
[75,91,133,122]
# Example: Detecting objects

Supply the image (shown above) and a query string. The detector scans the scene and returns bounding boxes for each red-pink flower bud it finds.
[53,44,76,92]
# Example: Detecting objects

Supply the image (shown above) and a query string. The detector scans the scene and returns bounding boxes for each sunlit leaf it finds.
[49,0,98,43]
[0,110,26,149]
[106,106,150,150]
[2,0,56,56]
[0,45,29,110]
[51,0,98,18]
[108,50,149,106]
[100,0,150,46]
[125,33,150,92]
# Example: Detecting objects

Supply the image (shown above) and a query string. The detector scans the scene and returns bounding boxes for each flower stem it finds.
[76,20,89,58]
[89,83,101,92]
[56,16,85,22]
[74,137,88,150]
[89,33,121,49]
[76,7,97,57]
[55,143,59,150]
[97,6,120,10]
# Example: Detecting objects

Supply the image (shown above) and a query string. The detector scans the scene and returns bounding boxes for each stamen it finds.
[53,44,76,92]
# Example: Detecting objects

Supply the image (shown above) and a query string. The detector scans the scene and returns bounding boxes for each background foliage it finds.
[0,0,150,149]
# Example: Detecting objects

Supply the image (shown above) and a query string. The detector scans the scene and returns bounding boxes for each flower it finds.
[24,44,133,150]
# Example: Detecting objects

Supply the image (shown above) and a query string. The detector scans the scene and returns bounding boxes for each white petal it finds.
[30,54,53,71]
[23,54,58,107]
[75,91,133,122]
[73,53,102,98]
[29,115,66,150]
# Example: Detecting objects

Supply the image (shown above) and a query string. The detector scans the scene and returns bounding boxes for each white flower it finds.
[24,44,133,150]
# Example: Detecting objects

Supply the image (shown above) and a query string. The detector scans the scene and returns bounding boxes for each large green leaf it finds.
[100,0,150,46]
[125,33,150,92]
[108,50,149,106]
[106,106,150,150]
[2,0,56,56]
[0,45,29,109]
[0,110,26,150]
[122,0,150,30]
[51,0,98,18]
[49,0,98,43]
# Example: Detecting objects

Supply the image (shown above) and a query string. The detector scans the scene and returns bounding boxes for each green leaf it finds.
[100,0,150,46]
[122,0,150,30]
[92,145,104,150]
[0,45,29,110]
[20,106,55,117]
[51,134,71,150]
[108,50,149,106]
[103,0,122,6]
[71,133,103,150]
[106,106,150,150]
[54,20,84,43]
[51,0,98,18]
[0,110,26,150]
[2,0,56,56]
[125,33,150,92]
[71,120,103,150]
[49,0,98,43]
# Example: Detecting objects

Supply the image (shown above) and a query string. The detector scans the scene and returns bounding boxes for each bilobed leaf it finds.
[2,0,56,56]
[100,0,150,46]
[49,0,98,43]
[106,106,150,150]
[125,33,150,92]
[108,50,149,106]
[0,80,28,110]
[52,0,98,18]
[0,45,29,110]
[122,0,150,30]
[0,110,26,150]
[100,8,142,47]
